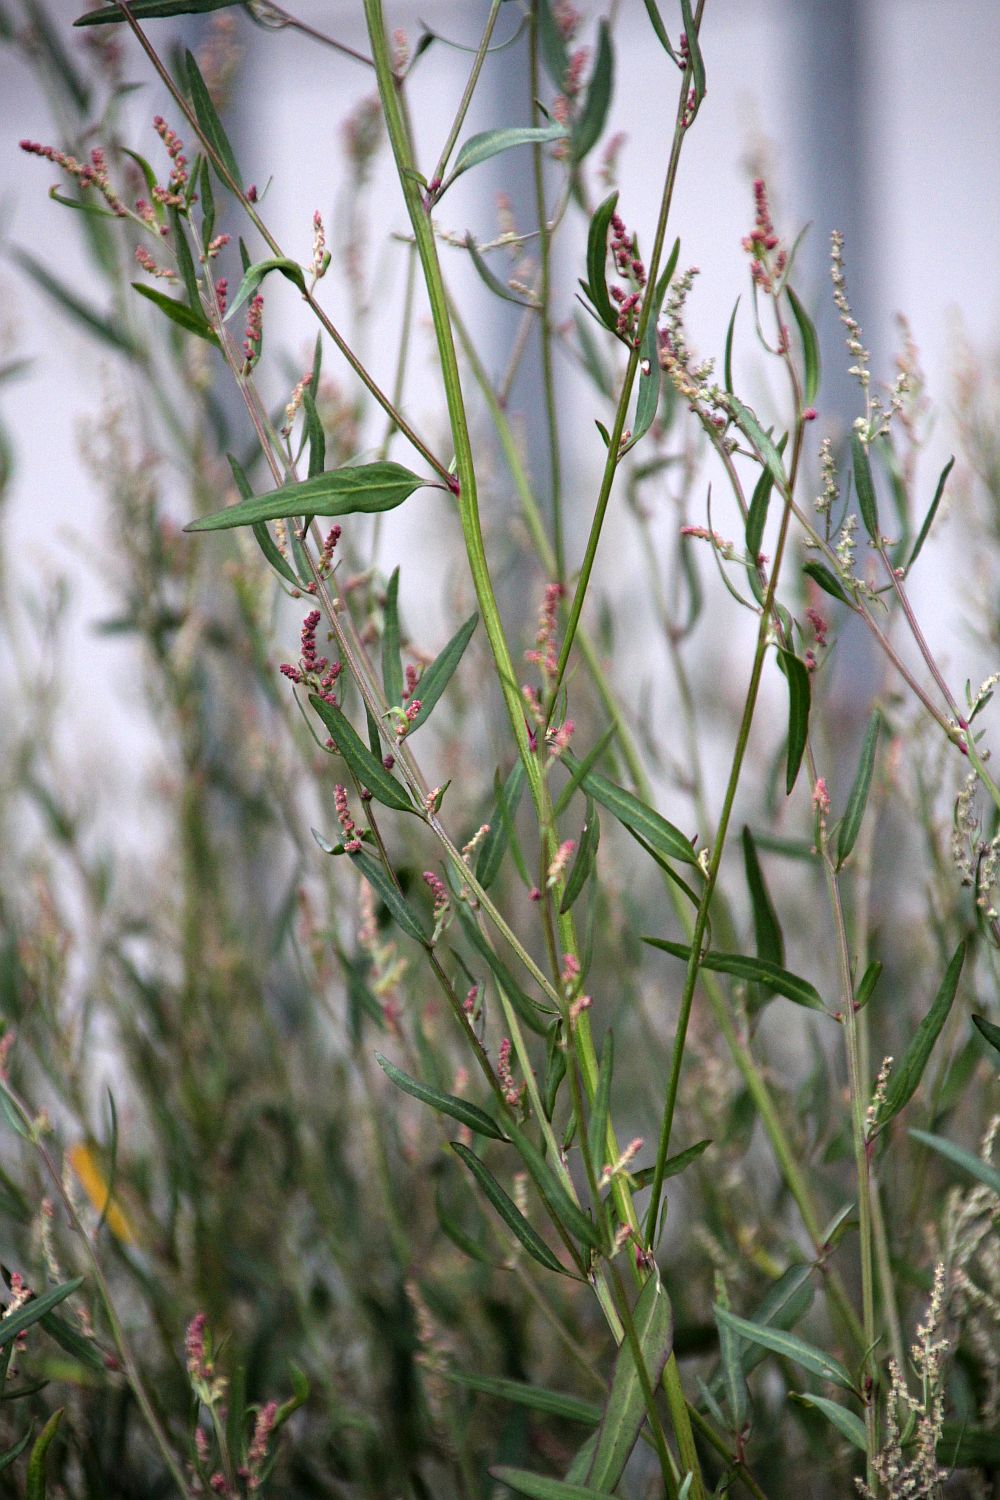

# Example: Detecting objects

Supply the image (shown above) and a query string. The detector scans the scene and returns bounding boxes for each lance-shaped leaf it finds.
[377,1053,506,1140]
[561,756,697,867]
[572,21,613,163]
[185,49,241,188]
[777,648,810,795]
[0,1426,32,1474]
[641,0,677,58]
[724,296,740,394]
[26,1408,63,1500]
[909,1129,1000,1198]
[627,239,679,451]
[451,1142,567,1275]
[561,800,600,913]
[348,849,427,946]
[184,462,424,533]
[405,613,479,733]
[492,1472,615,1500]
[789,1393,865,1450]
[744,435,786,604]
[226,455,301,587]
[452,899,554,1035]
[721,394,786,492]
[465,234,536,308]
[786,286,820,406]
[581,191,620,333]
[742,825,785,967]
[224,256,307,324]
[381,567,404,707]
[308,698,412,814]
[476,761,526,889]
[76,0,242,21]
[131,282,218,344]
[713,1306,855,1392]
[446,1370,599,1425]
[441,124,569,196]
[851,432,880,542]
[803,559,852,606]
[878,942,965,1126]
[679,0,705,105]
[504,1117,604,1251]
[630,1139,711,1189]
[972,1013,1000,1057]
[908,456,954,570]
[715,1290,747,1433]
[0,1278,84,1352]
[836,709,881,868]
[536,0,569,84]
[856,960,883,1012]
[586,1030,614,1175]
[585,1272,673,1492]
[643,939,826,1013]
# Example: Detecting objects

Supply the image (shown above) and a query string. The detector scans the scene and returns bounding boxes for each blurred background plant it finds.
[0,3,998,1498]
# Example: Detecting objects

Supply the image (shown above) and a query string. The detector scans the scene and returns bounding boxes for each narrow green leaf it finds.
[382,567,404,707]
[184,462,424,533]
[504,1118,604,1251]
[742,825,785,967]
[586,1272,673,1492]
[544,1020,567,1119]
[452,900,555,1034]
[855,961,883,1012]
[561,801,600,914]
[0,1279,84,1352]
[562,757,697,867]
[302,388,326,479]
[185,49,242,188]
[405,613,479,733]
[348,849,427,946]
[451,1143,567,1275]
[167,203,201,309]
[724,296,740,395]
[131,279,218,348]
[583,192,620,333]
[492,1471,614,1500]
[789,1393,865,1450]
[641,0,677,58]
[836,710,881,867]
[721,394,786,491]
[628,240,679,450]
[586,1029,614,1175]
[910,1129,1000,1197]
[308,697,412,814]
[972,1013,1000,1056]
[199,155,215,245]
[713,1306,855,1392]
[803,559,852,606]
[224,256,306,325]
[643,939,826,1013]
[631,1139,711,1190]
[777,648,811,796]
[45,186,122,221]
[572,22,613,163]
[443,124,569,195]
[553,725,617,816]
[715,1293,747,1433]
[574,310,614,399]
[908,456,954,570]
[536,0,569,85]
[76,0,242,22]
[445,1371,599,1425]
[465,234,536,307]
[27,1408,63,1500]
[851,433,880,542]
[679,0,706,105]
[786,286,820,406]
[879,942,965,1126]
[38,1308,107,1374]
[376,1054,506,1139]
[745,465,774,604]
[226,454,301,586]
[476,762,526,890]
[0,1426,32,1473]
[12,249,141,357]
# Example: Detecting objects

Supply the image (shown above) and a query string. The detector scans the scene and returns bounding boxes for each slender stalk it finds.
[530,1,564,582]
[428,0,503,191]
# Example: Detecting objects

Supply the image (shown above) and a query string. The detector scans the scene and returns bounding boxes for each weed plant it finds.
[1,2,999,1497]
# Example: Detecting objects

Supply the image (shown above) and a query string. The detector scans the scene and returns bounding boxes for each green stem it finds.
[548,0,705,714]
[530,1,564,582]
[428,0,503,191]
